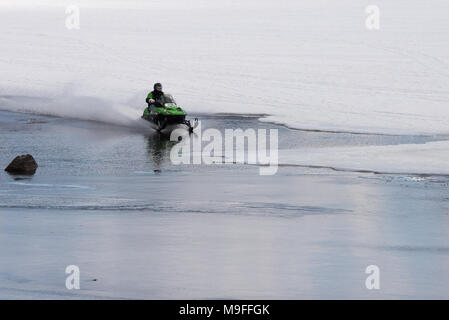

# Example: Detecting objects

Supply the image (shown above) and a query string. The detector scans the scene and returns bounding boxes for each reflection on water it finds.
[145,132,174,172]
[145,129,199,172]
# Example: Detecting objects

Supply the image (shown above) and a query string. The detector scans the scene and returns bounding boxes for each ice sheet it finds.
[280,140,449,175]
[0,0,448,135]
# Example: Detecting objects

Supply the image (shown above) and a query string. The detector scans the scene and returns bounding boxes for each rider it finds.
[146,83,166,111]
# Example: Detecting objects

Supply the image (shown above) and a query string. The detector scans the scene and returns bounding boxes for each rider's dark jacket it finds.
[146,90,166,107]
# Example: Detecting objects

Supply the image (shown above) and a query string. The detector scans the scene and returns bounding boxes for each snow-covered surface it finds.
[1,0,449,174]
[280,140,449,175]
[1,0,449,134]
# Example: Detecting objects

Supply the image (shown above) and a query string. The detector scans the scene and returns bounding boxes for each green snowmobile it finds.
[141,94,198,132]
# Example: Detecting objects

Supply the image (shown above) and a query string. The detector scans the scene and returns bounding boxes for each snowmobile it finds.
[141,94,198,133]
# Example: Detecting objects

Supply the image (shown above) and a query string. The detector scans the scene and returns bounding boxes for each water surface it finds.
[0,110,448,299]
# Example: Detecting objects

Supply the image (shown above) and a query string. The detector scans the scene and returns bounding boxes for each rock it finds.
[5,154,38,174]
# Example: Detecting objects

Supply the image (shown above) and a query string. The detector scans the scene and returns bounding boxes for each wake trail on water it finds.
[0,86,149,129]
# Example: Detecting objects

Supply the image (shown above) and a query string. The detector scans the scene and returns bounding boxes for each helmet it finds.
[154,83,162,90]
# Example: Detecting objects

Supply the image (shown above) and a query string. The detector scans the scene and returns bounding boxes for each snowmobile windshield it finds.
[164,94,176,104]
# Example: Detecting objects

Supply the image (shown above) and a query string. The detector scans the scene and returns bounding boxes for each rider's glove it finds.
[148,99,155,104]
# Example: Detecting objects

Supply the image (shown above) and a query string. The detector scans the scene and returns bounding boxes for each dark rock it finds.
[5,154,38,174]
